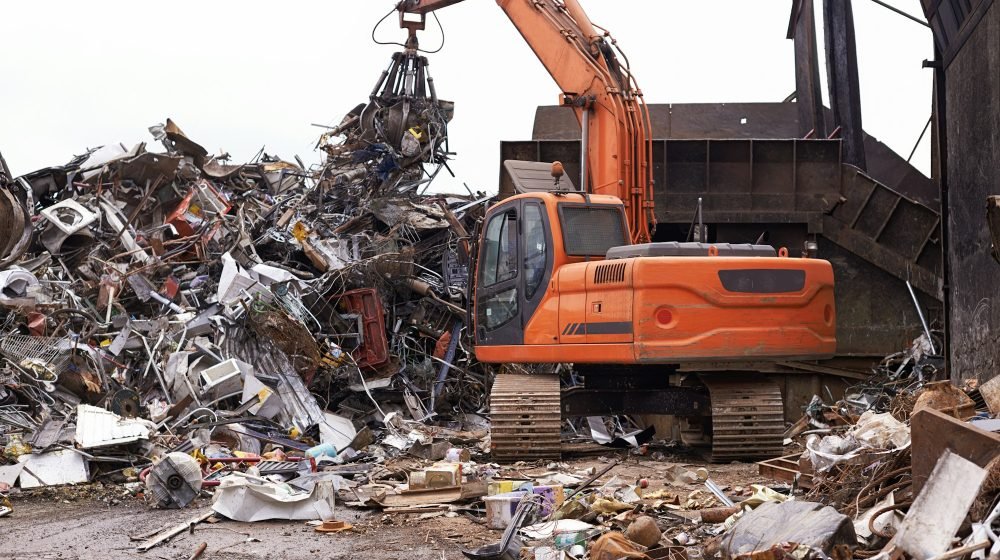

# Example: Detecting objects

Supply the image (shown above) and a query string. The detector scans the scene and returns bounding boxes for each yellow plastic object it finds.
[590,497,634,514]
[191,448,208,467]
[488,480,516,496]
[291,221,309,242]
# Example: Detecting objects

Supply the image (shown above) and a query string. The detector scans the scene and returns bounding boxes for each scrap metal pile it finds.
[748,333,1000,560]
[0,49,499,508]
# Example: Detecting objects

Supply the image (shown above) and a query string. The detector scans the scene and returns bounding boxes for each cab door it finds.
[476,203,521,346]
[475,198,552,346]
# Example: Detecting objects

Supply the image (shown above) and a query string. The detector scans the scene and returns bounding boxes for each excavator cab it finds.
[474,191,629,347]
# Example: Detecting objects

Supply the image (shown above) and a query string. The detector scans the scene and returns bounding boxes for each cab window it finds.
[479,209,519,331]
[523,203,547,299]
[481,210,517,286]
[480,288,518,331]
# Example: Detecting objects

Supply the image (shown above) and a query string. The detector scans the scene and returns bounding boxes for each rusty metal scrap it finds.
[0,170,33,271]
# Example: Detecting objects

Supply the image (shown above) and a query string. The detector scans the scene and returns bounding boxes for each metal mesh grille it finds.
[560,206,627,256]
[0,335,69,372]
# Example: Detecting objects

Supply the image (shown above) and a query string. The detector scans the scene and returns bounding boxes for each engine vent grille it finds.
[594,262,627,284]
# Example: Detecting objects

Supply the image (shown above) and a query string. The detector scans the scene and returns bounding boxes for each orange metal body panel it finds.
[584,261,633,344]
[555,264,588,345]
[628,257,835,362]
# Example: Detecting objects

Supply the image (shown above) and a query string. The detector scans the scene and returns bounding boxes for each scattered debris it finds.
[212,475,338,522]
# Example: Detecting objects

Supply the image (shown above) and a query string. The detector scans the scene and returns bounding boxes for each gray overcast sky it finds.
[0,1,933,193]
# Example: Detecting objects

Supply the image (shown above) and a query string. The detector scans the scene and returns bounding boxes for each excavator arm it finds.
[396,0,655,243]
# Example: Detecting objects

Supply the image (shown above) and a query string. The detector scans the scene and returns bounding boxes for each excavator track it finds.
[489,373,561,462]
[700,375,786,461]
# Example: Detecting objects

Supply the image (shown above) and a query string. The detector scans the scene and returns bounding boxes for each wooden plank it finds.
[136,510,215,552]
[978,374,1000,415]
[910,408,1000,494]
[376,482,486,508]
[757,453,814,489]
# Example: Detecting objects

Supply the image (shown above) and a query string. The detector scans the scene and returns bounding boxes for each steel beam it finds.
[823,0,867,170]
[790,0,827,138]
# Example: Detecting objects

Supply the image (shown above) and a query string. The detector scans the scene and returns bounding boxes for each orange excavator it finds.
[396,0,836,460]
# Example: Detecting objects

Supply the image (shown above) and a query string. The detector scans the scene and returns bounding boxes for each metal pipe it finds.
[168,405,223,431]
[370,66,390,98]
[908,116,932,163]
[562,0,601,54]
[580,108,589,192]
[427,72,438,105]
[705,479,736,508]
[906,280,937,355]
[431,321,463,410]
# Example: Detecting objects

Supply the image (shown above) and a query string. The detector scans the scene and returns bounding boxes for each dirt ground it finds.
[0,454,768,560]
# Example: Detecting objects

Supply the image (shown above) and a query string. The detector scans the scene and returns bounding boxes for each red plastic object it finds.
[162,276,180,299]
[332,288,390,369]
[27,312,46,336]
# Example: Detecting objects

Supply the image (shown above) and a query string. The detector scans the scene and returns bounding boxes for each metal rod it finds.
[908,116,933,163]
[580,109,589,192]
[867,0,931,28]
[698,197,705,242]
[705,479,736,507]
[111,176,161,249]
[563,460,619,502]
[906,280,937,354]
[686,197,705,242]
[431,321,463,409]
[141,333,172,405]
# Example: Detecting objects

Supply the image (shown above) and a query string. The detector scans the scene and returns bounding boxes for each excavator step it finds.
[489,373,562,462]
